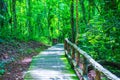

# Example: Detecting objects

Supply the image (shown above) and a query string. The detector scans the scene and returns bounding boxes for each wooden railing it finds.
[64,38,120,80]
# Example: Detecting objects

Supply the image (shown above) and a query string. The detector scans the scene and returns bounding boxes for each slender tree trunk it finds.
[12,0,17,28]
[0,0,8,28]
[80,0,87,25]
[0,0,4,28]
[88,0,95,20]
[47,8,52,42]
[88,0,91,21]
[48,10,50,39]
[26,0,31,38]
[57,1,60,31]
[75,0,79,44]
[57,1,60,42]
[71,0,75,43]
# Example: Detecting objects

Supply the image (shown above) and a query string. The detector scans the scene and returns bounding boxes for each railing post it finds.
[83,57,88,80]
[64,40,67,50]
[76,51,80,66]
[72,47,75,59]
[64,40,67,57]
[64,38,119,80]
[95,70,101,80]
[67,44,70,54]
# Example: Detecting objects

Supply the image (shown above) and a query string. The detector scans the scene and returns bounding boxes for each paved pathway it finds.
[24,44,78,80]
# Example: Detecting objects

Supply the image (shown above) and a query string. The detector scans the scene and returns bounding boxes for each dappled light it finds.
[0,0,120,79]
[26,69,77,80]
[24,44,78,80]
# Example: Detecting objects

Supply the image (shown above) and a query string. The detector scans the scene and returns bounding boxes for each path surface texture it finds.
[24,44,78,80]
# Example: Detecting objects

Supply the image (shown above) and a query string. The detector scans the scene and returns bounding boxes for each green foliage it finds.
[0,0,119,73]
[0,0,71,44]
[77,0,120,63]
[0,62,5,76]
[0,69,5,76]
[0,38,4,43]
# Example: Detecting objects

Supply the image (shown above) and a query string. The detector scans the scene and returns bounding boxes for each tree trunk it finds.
[80,0,87,25]
[88,0,95,20]
[71,0,75,43]
[47,7,52,42]
[0,0,6,28]
[12,0,17,28]
[26,0,32,38]
[0,0,4,28]
[75,0,79,45]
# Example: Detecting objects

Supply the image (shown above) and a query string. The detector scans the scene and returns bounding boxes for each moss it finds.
[60,54,79,80]
[24,72,34,80]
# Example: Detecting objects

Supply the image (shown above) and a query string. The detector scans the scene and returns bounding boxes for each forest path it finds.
[24,44,78,80]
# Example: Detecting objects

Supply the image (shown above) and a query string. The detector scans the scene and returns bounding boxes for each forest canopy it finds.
[0,0,120,64]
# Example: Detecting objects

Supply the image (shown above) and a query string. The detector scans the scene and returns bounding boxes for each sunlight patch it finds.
[25,69,75,80]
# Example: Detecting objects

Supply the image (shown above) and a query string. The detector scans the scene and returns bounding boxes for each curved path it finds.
[24,44,78,80]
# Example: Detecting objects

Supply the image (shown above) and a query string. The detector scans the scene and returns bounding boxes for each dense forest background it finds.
[0,0,120,78]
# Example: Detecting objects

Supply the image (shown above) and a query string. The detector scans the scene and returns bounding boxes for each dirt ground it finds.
[0,41,48,80]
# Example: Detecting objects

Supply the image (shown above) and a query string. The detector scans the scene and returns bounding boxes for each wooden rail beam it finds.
[64,38,120,80]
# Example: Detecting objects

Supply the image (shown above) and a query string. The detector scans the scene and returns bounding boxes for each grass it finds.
[60,54,79,80]
[24,73,34,80]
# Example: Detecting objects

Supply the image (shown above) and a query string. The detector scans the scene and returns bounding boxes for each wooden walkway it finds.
[24,44,78,80]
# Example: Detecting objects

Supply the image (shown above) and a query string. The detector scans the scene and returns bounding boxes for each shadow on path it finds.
[24,44,78,80]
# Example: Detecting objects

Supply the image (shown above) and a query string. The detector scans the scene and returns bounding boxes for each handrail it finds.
[64,38,120,80]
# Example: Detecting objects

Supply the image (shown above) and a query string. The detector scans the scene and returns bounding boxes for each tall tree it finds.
[71,0,75,43]
[0,0,6,28]
[80,0,87,25]
[75,0,79,44]
[47,7,52,41]
[88,0,95,20]
[26,0,31,38]
[11,0,17,28]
